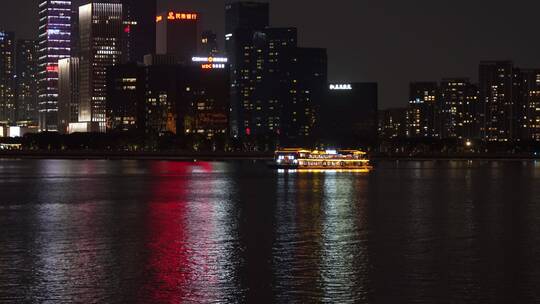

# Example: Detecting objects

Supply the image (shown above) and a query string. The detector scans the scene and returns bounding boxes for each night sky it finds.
[1,0,540,109]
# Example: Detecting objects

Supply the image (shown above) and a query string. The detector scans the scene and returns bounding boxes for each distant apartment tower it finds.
[286,47,328,145]
[407,82,439,138]
[37,0,72,132]
[479,61,522,142]
[249,28,299,138]
[439,79,479,140]
[0,31,16,123]
[201,30,219,56]
[156,11,199,63]
[520,69,540,141]
[58,58,79,134]
[79,2,124,132]
[225,1,270,137]
[16,40,39,124]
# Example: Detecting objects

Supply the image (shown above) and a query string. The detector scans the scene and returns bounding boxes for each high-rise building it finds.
[282,47,327,146]
[479,61,521,142]
[106,63,143,132]
[121,0,157,63]
[407,82,439,138]
[0,31,16,124]
[106,58,230,137]
[156,11,199,63]
[320,83,379,149]
[201,31,219,56]
[58,57,79,134]
[79,2,124,132]
[249,28,298,139]
[37,0,72,132]
[225,1,269,138]
[439,79,479,140]
[16,40,39,125]
[225,1,269,35]
[183,59,230,139]
[520,69,540,141]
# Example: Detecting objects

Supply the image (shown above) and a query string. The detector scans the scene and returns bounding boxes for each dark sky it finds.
[2,0,540,109]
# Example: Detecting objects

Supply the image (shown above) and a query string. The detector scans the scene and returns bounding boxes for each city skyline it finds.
[2,0,540,109]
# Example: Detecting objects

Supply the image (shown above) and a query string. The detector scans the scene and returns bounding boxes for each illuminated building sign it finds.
[192,56,228,63]
[201,63,225,69]
[158,12,198,22]
[329,84,353,90]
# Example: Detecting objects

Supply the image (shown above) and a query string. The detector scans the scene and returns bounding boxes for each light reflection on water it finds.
[0,159,539,303]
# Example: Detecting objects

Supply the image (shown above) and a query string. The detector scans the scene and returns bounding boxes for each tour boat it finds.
[274,148,372,172]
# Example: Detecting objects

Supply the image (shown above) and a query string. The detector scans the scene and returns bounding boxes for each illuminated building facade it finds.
[79,2,124,132]
[520,69,540,141]
[439,79,479,139]
[407,82,440,138]
[0,31,16,123]
[37,0,72,132]
[156,11,199,63]
[479,61,521,142]
[320,83,378,149]
[16,40,39,125]
[58,57,79,134]
[225,1,269,138]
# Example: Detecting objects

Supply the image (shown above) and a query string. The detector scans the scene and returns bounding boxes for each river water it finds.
[0,159,539,303]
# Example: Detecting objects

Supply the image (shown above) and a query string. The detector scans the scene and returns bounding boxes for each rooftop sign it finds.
[329,84,353,90]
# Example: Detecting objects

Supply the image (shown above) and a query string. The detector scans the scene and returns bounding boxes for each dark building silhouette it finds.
[37,0,72,132]
[201,30,219,56]
[156,11,199,63]
[379,108,407,140]
[284,47,327,146]
[407,82,439,138]
[106,63,143,132]
[0,31,16,124]
[106,60,230,137]
[100,0,157,63]
[79,2,124,132]
[439,79,479,140]
[122,0,157,63]
[479,61,522,142]
[225,1,269,35]
[15,39,38,124]
[320,83,378,149]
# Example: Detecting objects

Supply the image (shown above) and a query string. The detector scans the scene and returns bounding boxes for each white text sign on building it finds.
[329,84,353,90]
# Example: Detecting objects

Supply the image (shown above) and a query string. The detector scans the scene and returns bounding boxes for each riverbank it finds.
[0,151,274,161]
[2,150,540,161]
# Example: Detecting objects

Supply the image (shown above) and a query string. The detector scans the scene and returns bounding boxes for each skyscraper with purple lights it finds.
[37,0,72,132]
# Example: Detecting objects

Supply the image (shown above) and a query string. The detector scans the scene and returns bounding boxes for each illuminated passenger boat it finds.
[274,148,372,172]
